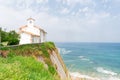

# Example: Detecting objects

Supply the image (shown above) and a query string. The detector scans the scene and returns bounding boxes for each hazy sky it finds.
[0,0,120,42]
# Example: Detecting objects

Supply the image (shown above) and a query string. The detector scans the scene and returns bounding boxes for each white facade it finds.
[19,18,47,44]
[20,33,31,44]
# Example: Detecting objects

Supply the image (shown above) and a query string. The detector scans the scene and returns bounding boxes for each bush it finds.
[0,29,19,45]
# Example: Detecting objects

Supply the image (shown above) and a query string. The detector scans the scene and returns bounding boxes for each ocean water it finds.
[56,42,120,80]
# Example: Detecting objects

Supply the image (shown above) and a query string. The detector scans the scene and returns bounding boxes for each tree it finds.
[0,29,20,45]
[7,30,20,45]
[0,29,8,42]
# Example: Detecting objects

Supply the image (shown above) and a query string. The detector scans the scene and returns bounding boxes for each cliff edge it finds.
[0,42,71,80]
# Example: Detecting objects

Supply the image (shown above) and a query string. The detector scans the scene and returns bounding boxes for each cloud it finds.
[82,7,89,12]
[36,0,48,4]
[102,0,109,3]
[60,7,69,14]
[0,5,35,30]
[63,0,95,6]
[0,0,49,11]
[77,7,90,16]
[0,0,120,42]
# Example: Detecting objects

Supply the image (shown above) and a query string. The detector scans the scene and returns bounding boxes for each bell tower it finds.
[27,17,35,27]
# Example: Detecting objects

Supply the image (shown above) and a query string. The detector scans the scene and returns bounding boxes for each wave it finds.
[70,72,100,80]
[79,56,90,61]
[64,60,77,62]
[58,48,72,54]
[106,77,120,80]
[96,67,117,76]
[78,56,94,64]
[70,72,120,80]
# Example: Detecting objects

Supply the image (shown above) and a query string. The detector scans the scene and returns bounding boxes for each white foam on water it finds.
[58,48,72,54]
[70,72,120,80]
[64,60,77,62]
[89,61,94,63]
[100,76,120,80]
[96,67,117,76]
[70,72,100,80]
[79,56,90,61]
[107,77,120,80]
[57,48,61,52]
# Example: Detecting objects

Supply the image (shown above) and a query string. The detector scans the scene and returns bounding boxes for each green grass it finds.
[0,56,55,80]
[0,42,60,80]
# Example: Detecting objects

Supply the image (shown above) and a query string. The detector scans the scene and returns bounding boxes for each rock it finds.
[0,50,9,58]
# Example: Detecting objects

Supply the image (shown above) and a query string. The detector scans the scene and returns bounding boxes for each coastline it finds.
[56,43,120,80]
[70,72,100,80]
[70,72,120,80]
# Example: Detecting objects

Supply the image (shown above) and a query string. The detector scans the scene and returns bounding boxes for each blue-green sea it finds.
[56,42,120,80]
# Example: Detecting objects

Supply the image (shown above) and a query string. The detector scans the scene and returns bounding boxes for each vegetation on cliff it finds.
[0,42,60,80]
[0,28,19,45]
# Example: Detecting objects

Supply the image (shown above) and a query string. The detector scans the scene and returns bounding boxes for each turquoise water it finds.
[56,43,120,80]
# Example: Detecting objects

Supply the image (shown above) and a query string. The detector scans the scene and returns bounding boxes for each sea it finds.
[55,42,120,80]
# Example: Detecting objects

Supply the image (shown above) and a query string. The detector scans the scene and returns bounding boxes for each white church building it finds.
[19,18,47,44]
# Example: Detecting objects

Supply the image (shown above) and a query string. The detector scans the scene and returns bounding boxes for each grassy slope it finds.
[0,42,60,80]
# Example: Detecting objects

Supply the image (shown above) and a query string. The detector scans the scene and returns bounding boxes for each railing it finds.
[0,43,42,49]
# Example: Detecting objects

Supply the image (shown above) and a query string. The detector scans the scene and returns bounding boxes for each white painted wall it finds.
[22,26,40,36]
[19,18,46,44]
[19,33,31,44]
[40,31,44,42]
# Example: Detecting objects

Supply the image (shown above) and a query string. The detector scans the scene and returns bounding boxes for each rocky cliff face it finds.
[49,49,71,80]
[1,42,71,80]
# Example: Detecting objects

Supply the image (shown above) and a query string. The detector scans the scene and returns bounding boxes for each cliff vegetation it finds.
[0,42,62,80]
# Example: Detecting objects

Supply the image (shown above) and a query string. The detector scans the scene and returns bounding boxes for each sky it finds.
[0,0,120,42]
